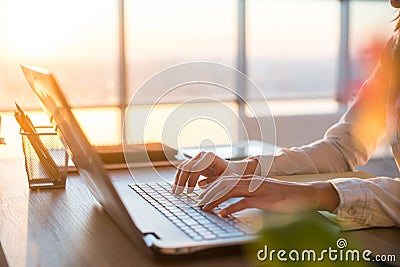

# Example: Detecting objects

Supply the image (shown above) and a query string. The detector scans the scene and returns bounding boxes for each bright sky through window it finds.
[0,0,116,63]
[1,1,395,62]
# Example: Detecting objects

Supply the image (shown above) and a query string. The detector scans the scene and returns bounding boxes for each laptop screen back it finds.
[20,65,145,248]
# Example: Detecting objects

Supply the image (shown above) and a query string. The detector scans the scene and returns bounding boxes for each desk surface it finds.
[0,158,399,267]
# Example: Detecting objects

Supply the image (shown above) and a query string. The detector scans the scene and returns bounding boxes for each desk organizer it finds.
[20,126,68,189]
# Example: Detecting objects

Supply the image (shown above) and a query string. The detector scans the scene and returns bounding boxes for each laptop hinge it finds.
[143,233,160,247]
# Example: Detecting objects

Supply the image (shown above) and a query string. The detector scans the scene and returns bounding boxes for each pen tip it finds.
[14,102,24,114]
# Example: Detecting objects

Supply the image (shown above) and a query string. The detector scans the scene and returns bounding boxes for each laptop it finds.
[21,65,260,255]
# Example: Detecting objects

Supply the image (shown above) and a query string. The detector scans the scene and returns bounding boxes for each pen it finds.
[15,102,36,133]
[14,103,62,180]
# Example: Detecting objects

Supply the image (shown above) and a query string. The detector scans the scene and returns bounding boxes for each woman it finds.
[172,0,400,228]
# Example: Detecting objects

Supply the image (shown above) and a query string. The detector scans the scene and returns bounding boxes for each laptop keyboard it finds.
[129,182,257,241]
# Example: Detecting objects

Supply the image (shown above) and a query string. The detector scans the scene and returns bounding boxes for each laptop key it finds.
[191,236,203,241]
[199,233,217,240]
[181,218,197,226]
[205,225,225,233]
[129,182,255,242]
[236,224,258,235]
[187,231,203,240]
[216,231,245,238]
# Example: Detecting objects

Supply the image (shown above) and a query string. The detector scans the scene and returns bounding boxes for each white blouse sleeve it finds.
[254,56,389,177]
[329,177,400,227]
[252,37,400,228]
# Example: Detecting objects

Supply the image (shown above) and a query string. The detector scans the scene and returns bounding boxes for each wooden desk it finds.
[0,158,399,266]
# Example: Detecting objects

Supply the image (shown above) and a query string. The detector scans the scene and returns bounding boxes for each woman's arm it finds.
[255,43,390,177]
[197,175,400,227]
[196,176,340,214]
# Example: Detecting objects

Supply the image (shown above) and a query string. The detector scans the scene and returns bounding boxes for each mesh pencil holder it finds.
[20,126,68,189]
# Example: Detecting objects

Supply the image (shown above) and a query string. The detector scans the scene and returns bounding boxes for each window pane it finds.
[0,0,119,109]
[124,1,238,148]
[125,0,236,104]
[247,0,339,99]
[347,1,396,99]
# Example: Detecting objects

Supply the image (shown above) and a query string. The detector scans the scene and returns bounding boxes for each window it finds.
[124,0,238,146]
[124,0,236,104]
[0,0,395,158]
[1,0,394,109]
[0,0,119,109]
[347,1,396,100]
[0,0,121,152]
[247,0,340,100]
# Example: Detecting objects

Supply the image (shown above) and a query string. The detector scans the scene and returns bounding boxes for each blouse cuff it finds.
[328,178,369,225]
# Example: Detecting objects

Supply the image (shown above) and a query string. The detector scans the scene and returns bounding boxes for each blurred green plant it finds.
[246,212,370,267]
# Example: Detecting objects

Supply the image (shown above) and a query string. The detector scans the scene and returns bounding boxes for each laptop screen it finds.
[20,65,145,248]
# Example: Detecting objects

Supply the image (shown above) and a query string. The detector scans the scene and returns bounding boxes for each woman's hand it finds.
[197,175,340,216]
[172,151,258,194]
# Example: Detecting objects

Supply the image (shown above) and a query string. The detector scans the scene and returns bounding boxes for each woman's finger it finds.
[198,174,239,189]
[201,185,254,212]
[175,152,222,194]
[198,176,271,208]
[197,177,246,206]
[186,172,201,193]
[172,168,182,192]
[189,152,218,173]
[198,177,238,199]
[173,159,191,190]
[176,159,190,170]
[198,176,220,188]
[198,176,266,199]
[174,159,199,194]
[219,197,260,217]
